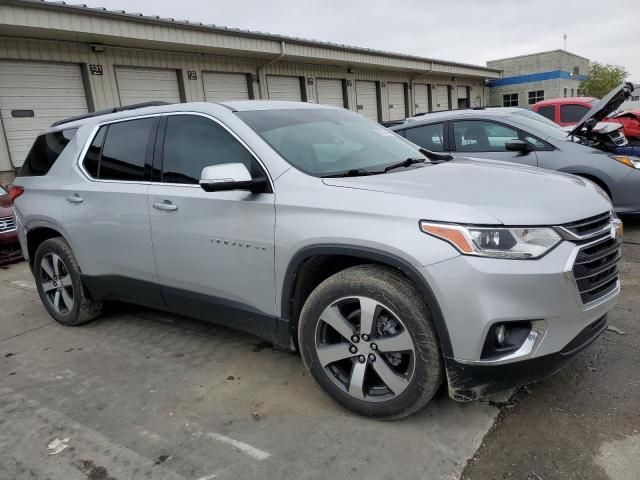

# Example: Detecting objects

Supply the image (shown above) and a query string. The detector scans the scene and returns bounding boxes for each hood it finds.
[322,159,612,225]
[0,205,13,218]
[570,82,634,136]
[562,122,622,134]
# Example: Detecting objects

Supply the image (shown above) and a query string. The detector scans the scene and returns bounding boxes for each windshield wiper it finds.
[321,168,378,178]
[419,148,453,162]
[383,157,427,172]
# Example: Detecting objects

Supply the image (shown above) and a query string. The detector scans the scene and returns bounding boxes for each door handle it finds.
[66,194,83,204]
[153,201,178,212]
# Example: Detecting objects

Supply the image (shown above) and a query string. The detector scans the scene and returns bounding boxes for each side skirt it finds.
[81,275,295,351]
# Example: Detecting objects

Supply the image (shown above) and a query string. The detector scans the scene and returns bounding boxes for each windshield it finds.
[510,110,569,141]
[236,108,426,176]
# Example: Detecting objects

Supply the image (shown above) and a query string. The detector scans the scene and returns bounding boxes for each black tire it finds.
[298,265,443,419]
[33,237,102,326]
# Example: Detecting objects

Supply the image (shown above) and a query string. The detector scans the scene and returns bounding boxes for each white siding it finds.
[0,60,88,167]
[202,72,250,102]
[387,82,406,120]
[115,66,181,105]
[434,85,449,111]
[355,81,379,121]
[316,78,344,107]
[414,84,429,114]
[267,75,302,101]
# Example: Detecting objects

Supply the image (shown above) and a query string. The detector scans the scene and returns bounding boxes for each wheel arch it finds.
[280,244,453,358]
[25,224,68,265]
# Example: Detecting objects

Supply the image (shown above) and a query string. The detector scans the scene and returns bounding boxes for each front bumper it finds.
[419,236,619,400]
[445,314,608,401]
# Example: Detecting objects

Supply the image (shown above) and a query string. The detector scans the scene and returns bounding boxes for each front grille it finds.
[573,236,621,304]
[608,130,628,147]
[560,211,611,240]
[0,215,16,233]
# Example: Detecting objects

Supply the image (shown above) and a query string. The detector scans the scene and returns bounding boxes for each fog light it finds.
[496,324,506,345]
[481,321,533,360]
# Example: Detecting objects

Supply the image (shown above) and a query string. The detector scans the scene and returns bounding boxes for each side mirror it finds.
[199,163,267,193]
[505,139,532,153]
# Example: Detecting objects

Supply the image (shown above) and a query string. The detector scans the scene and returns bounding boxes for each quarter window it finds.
[528,90,544,104]
[453,121,519,152]
[161,115,258,184]
[403,123,445,152]
[560,104,591,123]
[503,94,518,107]
[536,105,555,121]
[19,129,78,177]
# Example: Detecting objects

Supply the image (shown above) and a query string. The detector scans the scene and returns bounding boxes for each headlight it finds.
[420,222,562,259]
[610,155,640,169]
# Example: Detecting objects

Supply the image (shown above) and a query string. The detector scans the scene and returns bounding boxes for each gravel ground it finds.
[463,217,640,480]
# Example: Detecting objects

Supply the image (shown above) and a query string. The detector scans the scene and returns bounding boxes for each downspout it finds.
[257,40,286,99]
[410,62,433,116]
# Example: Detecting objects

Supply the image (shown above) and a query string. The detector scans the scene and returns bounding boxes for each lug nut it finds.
[361,334,369,341]
[368,353,376,362]
[358,355,366,363]
[370,343,378,351]
[349,345,358,354]
[351,335,360,343]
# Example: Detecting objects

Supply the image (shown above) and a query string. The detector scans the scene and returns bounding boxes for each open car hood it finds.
[569,82,634,136]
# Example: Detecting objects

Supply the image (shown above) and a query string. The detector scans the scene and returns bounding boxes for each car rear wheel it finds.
[298,265,443,419]
[34,237,102,326]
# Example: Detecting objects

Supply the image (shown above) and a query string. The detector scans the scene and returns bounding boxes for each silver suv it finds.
[10,101,622,418]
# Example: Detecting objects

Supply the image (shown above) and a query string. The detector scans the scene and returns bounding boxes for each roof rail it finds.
[50,101,171,127]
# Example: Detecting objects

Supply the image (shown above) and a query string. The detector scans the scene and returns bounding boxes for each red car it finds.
[531,96,640,145]
[0,185,22,264]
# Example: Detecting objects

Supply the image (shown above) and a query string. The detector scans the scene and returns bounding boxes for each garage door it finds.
[203,72,250,102]
[0,60,88,167]
[355,81,379,122]
[387,82,406,121]
[316,79,344,107]
[457,86,470,109]
[115,67,181,105]
[267,75,302,101]
[434,85,450,111]
[414,84,429,114]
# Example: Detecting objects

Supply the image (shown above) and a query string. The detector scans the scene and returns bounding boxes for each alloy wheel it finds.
[40,253,74,315]
[314,296,416,402]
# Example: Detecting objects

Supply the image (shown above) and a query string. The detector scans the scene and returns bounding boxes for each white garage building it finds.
[0,0,500,180]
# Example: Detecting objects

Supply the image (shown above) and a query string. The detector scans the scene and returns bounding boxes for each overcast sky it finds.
[84,0,639,79]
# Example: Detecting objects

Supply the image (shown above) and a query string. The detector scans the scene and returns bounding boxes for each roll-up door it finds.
[203,72,250,102]
[316,79,345,107]
[457,86,470,109]
[434,85,450,111]
[414,84,430,114]
[387,82,406,120]
[266,75,303,101]
[115,67,181,105]
[0,60,88,167]
[355,81,379,121]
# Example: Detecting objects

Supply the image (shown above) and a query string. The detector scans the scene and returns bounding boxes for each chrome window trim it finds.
[76,111,274,191]
[76,113,162,186]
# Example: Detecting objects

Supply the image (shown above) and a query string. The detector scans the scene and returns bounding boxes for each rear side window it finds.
[19,129,78,176]
[82,118,155,181]
[560,104,591,123]
[403,123,445,152]
[536,105,555,121]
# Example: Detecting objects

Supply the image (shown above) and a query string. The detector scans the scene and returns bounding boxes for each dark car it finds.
[386,106,640,214]
[0,186,21,264]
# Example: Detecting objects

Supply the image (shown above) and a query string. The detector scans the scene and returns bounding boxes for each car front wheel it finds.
[298,265,443,419]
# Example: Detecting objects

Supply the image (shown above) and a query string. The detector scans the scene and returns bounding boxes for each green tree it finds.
[580,62,629,98]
